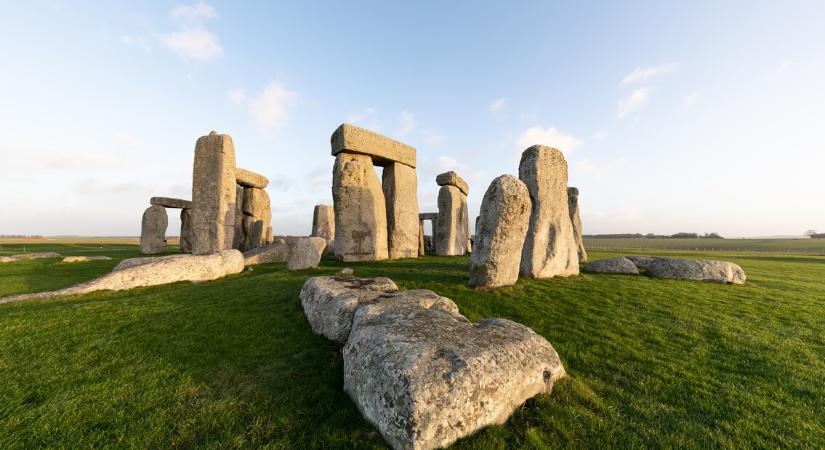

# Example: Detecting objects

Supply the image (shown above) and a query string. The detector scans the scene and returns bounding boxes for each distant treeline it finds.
[810,233,825,239]
[584,232,724,239]
[0,235,44,239]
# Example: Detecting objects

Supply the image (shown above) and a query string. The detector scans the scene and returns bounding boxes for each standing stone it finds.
[519,146,579,278]
[470,175,531,289]
[265,226,273,245]
[286,237,327,270]
[233,185,245,249]
[140,205,168,254]
[418,220,425,256]
[382,162,420,259]
[192,131,237,255]
[243,188,272,226]
[332,153,389,261]
[568,187,587,263]
[245,219,264,250]
[180,208,193,253]
[311,204,335,241]
[436,185,470,256]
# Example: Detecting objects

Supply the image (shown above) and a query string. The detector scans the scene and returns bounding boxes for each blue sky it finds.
[1,1,824,237]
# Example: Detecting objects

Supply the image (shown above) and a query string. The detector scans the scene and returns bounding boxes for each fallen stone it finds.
[436,185,470,256]
[383,162,420,259]
[581,257,639,274]
[287,237,327,270]
[625,255,661,270]
[192,131,237,255]
[235,167,269,189]
[62,256,113,263]
[113,255,178,272]
[140,205,168,254]
[643,257,747,284]
[0,252,62,263]
[300,276,399,343]
[332,152,389,261]
[436,170,469,196]
[150,197,192,209]
[470,175,531,289]
[180,208,193,253]
[519,145,579,279]
[331,123,417,168]
[242,239,288,265]
[311,204,336,241]
[344,290,566,450]
[567,187,587,263]
[0,250,245,304]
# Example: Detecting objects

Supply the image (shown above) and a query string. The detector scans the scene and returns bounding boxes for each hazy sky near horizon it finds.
[1,1,824,237]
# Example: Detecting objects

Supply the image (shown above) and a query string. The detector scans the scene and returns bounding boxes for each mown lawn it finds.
[1,244,823,448]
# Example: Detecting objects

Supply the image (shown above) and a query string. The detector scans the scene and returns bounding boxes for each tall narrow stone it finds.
[568,187,587,263]
[383,162,419,259]
[191,131,237,255]
[311,204,335,241]
[140,205,168,254]
[180,208,193,253]
[233,185,245,249]
[242,187,271,250]
[436,185,470,256]
[470,175,531,289]
[332,153,388,261]
[519,145,579,278]
[418,220,425,256]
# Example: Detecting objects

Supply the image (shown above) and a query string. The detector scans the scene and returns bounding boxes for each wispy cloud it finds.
[516,126,583,155]
[228,88,246,104]
[249,81,298,129]
[161,2,223,62]
[396,110,415,137]
[621,63,678,84]
[617,87,650,118]
[489,98,506,112]
[170,1,218,23]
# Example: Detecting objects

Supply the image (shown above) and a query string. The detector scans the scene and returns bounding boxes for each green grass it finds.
[584,237,825,255]
[1,244,824,448]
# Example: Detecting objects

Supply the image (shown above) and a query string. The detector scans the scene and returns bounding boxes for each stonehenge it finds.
[241,186,272,250]
[519,145,580,279]
[0,252,61,263]
[436,171,471,256]
[568,187,587,262]
[418,213,438,255]
[584,256,747,284]
[179,208,193,253]
[469,175,531,289]
[311,204,335,242]
[331,124,419,261]
[140,205,168,254]
[286,237,326,270]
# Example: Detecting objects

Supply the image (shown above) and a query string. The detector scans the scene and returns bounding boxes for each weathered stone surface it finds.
[567,187,587,263]
[418,220,425,256]
[436,171,469,196]
[383,162,420,259]
[235,167,269,189]
[265,226,273,245]
[470,175,531,289]
[286,237,327,270]
[643,258,747,284]
[300,276,399,343]
[419,212,438,221]
[113,255,177,272]
[180,208,193,253]
[62,256,112,263]
[436,185,470,256]
[0,250,245,304]
[519,145,579,278]
[332,153,388,261]
[242,188,271,222]
[150,197,192,209]
[245,218,265,251]
[140,205,168,255]
[344,291,566,450]
[582,257,639,274]
[243,239,288,265]
[331,123,416,168]
[311,204,335,241]
[192,131,237,255]
[0,252,62,263]
[233,185,245,249]
[625,255,660,270]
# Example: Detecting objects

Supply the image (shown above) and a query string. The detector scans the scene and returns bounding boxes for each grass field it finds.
[1,243,824,448]
[584,237,825,255]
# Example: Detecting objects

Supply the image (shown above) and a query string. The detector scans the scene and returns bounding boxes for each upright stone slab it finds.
[242,187,271,250]
[436,185,470,256]
[332,153,389,261]
[140,205,168,254]
[180,208,193,253]
[470,175,531,289]
[519,145,579,278]
[383,162,419,259]
[233,185,245,249]
[312,204,335,241]
[418,220,425,256]
[192,131,237,255]
[245,219,264,250]
[568,187,587,263]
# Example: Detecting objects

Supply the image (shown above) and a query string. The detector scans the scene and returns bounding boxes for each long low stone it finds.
[436,171,469,195]
[235,167,269,189]
[331,123,416,168]
[62,256,113,263]
[0,250,244,304]
[113,255,177,272]
[150,197,192,209]
[641,257,746,284]
[418,212,438,221]
[0,252,61,263]
[581,257,639,274]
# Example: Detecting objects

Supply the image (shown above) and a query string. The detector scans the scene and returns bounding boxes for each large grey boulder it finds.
[0,250,245,304]
[331,123,417,168]
[235,167,269,189]
[582,257,639,274]
[300,276,399,343]
[470,175,531,289]
[191,131,237,255]
[150,197,192,209]
[519,145,579,278]
[625,255,660,270]
[344,291,566,450]
[332,152,389,261]
[311,204,335,241]
[113,255,178,272]
[140,205,168,254]
[643,258,747,284]
[435,185,470,256]
[243,239,289,265]
[180,208,193,253]
[567,187,587,263]
[0,252,62,263]
[383,162,420,259]
[286,237,327,270]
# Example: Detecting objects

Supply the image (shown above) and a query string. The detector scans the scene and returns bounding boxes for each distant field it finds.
[0,237,178,252]
[584,238,825,255]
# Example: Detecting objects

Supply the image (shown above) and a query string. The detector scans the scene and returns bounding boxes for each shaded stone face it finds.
[191,131,237,255]
[567,187,587,263]
[519,145,579,278]
[140,205,168,254]
[383,162,420,259]
[241,187,272,251]
[233,185,245,250]
[150,197,192,209]
[332,153,388,262]
[179,208,193,253]
[245,218,264,251]
[311,204,335,241]
[470,175,531,289]
[234,167,269,189]
[331,123,417,168]
[436,185,470,256]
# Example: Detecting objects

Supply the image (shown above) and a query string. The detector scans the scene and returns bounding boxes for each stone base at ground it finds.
[62,256,113,263]
[581,257,639,274]
[287,237,327,270]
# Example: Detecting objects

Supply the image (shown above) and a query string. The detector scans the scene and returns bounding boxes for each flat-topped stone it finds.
[331,123,416,168]
[235,167,269,189]
[436,171,469,195]
[150,197,192,209]
[419,212,438,220]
